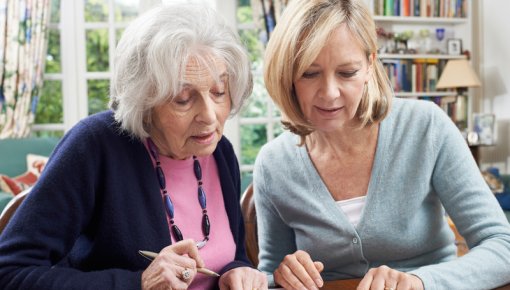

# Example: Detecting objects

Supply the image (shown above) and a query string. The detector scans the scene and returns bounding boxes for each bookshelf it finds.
[365,0,473,130]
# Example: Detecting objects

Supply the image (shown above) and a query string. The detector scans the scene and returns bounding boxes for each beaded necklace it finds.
[147,138,210,249]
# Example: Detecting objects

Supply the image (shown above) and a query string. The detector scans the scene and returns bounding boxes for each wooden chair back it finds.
[241,183,259,266]
[0,188,30,235]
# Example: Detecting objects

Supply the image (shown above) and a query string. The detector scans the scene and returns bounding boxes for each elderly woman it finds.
[254,0,510,289]
[0,3,267,290]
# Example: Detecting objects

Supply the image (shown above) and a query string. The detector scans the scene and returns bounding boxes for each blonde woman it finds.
[254,0,510,289]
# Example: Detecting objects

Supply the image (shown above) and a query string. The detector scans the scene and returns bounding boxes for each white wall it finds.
[477,0,510,174]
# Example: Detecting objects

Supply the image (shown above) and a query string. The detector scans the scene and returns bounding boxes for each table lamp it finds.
[436,59,481,131]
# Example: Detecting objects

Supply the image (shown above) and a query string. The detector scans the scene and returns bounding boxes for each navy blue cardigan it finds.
[0,111,251,290]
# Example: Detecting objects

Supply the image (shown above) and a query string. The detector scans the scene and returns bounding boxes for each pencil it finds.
[138,250,220,277]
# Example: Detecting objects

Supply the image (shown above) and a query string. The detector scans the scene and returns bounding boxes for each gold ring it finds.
[384,287,395,290]
[181,268,191,281]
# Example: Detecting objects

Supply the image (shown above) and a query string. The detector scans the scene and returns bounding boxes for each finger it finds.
[383,273,399,290]
[178,266,197,285]
[154,253,199,287]
[294,254,323,288]
[161,267,191,289]
[314,261,324,272]
[396,279,413,290]
[376,266,399,290]
[170,276,190,290]
[168,239,205,268]
[364,265,400,290]
[356,269,374,290]
[156,249,197,271]
[371,272,388,290]
[276,263,308,290]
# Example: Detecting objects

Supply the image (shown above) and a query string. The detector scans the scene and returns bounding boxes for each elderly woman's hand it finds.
[273,250,324,290]
[141,239,204,290]
[219,266,268,290]
[356,265,424,290]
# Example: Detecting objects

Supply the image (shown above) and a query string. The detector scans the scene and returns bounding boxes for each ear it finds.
[365,52,375,83]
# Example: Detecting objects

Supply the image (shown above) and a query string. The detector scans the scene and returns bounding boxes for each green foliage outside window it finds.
[45,30,61,73]
[237,6,264,70]
[85,0,109,22]
[241,75,267,118]
[86,29,109,72]
[35,80,63,124]
[88,79,110,115]
[241,124,267,165]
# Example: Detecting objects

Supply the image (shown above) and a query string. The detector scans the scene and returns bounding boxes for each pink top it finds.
[148,146,236,289]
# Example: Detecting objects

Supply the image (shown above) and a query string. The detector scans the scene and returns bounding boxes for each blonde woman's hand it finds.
[219,266,268,290]
[141,239,204,290]
[356,265,424,290]
[273,250,324,290]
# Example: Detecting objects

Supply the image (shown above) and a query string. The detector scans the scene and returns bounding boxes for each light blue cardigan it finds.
[253,98,510,289]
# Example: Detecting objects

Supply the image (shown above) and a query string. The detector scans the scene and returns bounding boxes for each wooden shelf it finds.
[395,91,456,98]
[379,53,467,60]
[373,16,468,24]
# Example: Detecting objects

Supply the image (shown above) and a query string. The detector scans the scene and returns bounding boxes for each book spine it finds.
[411,63,416,93]
[420,0,427,17]
[402,0,410,16]
[385,0,394,16]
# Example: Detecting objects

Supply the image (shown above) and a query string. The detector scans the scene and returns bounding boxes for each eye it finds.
[211,80,227,99]
[173,87,194,106]
[174,98,191,106]
[211,91,226,97]
[338,70,359,78]
[302,71,319,79]
[173,91,192,106]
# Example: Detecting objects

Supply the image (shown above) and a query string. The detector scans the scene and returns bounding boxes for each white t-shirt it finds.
[335,196,366,227]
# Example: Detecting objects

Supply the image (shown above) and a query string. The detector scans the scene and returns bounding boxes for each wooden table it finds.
[321,279,359,289]
[321,279,510,290]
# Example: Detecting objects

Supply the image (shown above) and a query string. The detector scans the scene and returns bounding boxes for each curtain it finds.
[0,0,51,138]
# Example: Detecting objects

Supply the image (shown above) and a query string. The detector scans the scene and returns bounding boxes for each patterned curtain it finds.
[0,0,51,138]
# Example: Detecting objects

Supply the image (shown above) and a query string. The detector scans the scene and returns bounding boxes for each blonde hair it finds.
[110,2,252,138]
[264,0,392,143]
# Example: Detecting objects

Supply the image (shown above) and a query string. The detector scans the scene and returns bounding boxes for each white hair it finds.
[110,1,253,138]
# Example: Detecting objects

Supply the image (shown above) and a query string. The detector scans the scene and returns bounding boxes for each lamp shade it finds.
[436,59,481,89]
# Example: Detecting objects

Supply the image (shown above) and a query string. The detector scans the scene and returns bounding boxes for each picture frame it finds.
[447,38,462,55]
[473,113,496,145]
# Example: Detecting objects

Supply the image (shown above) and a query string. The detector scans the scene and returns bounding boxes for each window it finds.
[34,0,140,137]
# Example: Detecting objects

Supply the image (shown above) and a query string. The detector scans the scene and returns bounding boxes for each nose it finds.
[195,92,216,124]
[321,75,340,100]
